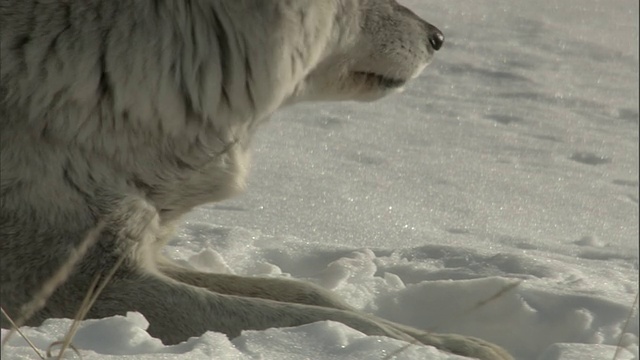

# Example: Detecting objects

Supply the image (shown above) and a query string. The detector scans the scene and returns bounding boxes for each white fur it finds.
[0,1,511,359]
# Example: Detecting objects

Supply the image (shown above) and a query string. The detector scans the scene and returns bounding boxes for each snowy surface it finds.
[2,0,638,359]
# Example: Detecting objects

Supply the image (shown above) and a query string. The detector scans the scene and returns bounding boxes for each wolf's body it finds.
[0,1,511,358]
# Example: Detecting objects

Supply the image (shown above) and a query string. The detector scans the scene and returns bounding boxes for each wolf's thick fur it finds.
[0,1,511,359]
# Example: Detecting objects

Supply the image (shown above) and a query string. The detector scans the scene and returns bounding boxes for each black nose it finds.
[428,28,445,51]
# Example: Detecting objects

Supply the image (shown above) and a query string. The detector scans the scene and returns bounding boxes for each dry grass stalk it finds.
[53,252,127,360]
[50,275,101,360]
[612,291,639,360]
[1,222,106,349]
[429,280,522,332]
[46,341,82,359]
[0,306,45,359]
[382,280,521,360]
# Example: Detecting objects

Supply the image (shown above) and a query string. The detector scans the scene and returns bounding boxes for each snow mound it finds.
[4,225,635,360]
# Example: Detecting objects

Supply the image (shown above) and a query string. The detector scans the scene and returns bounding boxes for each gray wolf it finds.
[0,1,511,359]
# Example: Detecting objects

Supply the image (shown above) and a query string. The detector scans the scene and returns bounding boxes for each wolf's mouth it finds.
[353,71,406,89]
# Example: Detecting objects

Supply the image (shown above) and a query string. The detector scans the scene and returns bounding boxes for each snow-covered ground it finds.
[2,0,638,359]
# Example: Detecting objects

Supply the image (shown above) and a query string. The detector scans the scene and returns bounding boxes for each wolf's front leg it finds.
[89,272,414,345]
[157,261,355,310]
[379,319,514,360]
[157,263,513,360]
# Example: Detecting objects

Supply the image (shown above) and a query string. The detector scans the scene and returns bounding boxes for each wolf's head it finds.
[295,0,444,102]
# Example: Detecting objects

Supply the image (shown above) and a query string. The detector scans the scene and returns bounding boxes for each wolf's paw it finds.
[418,333,513,360]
